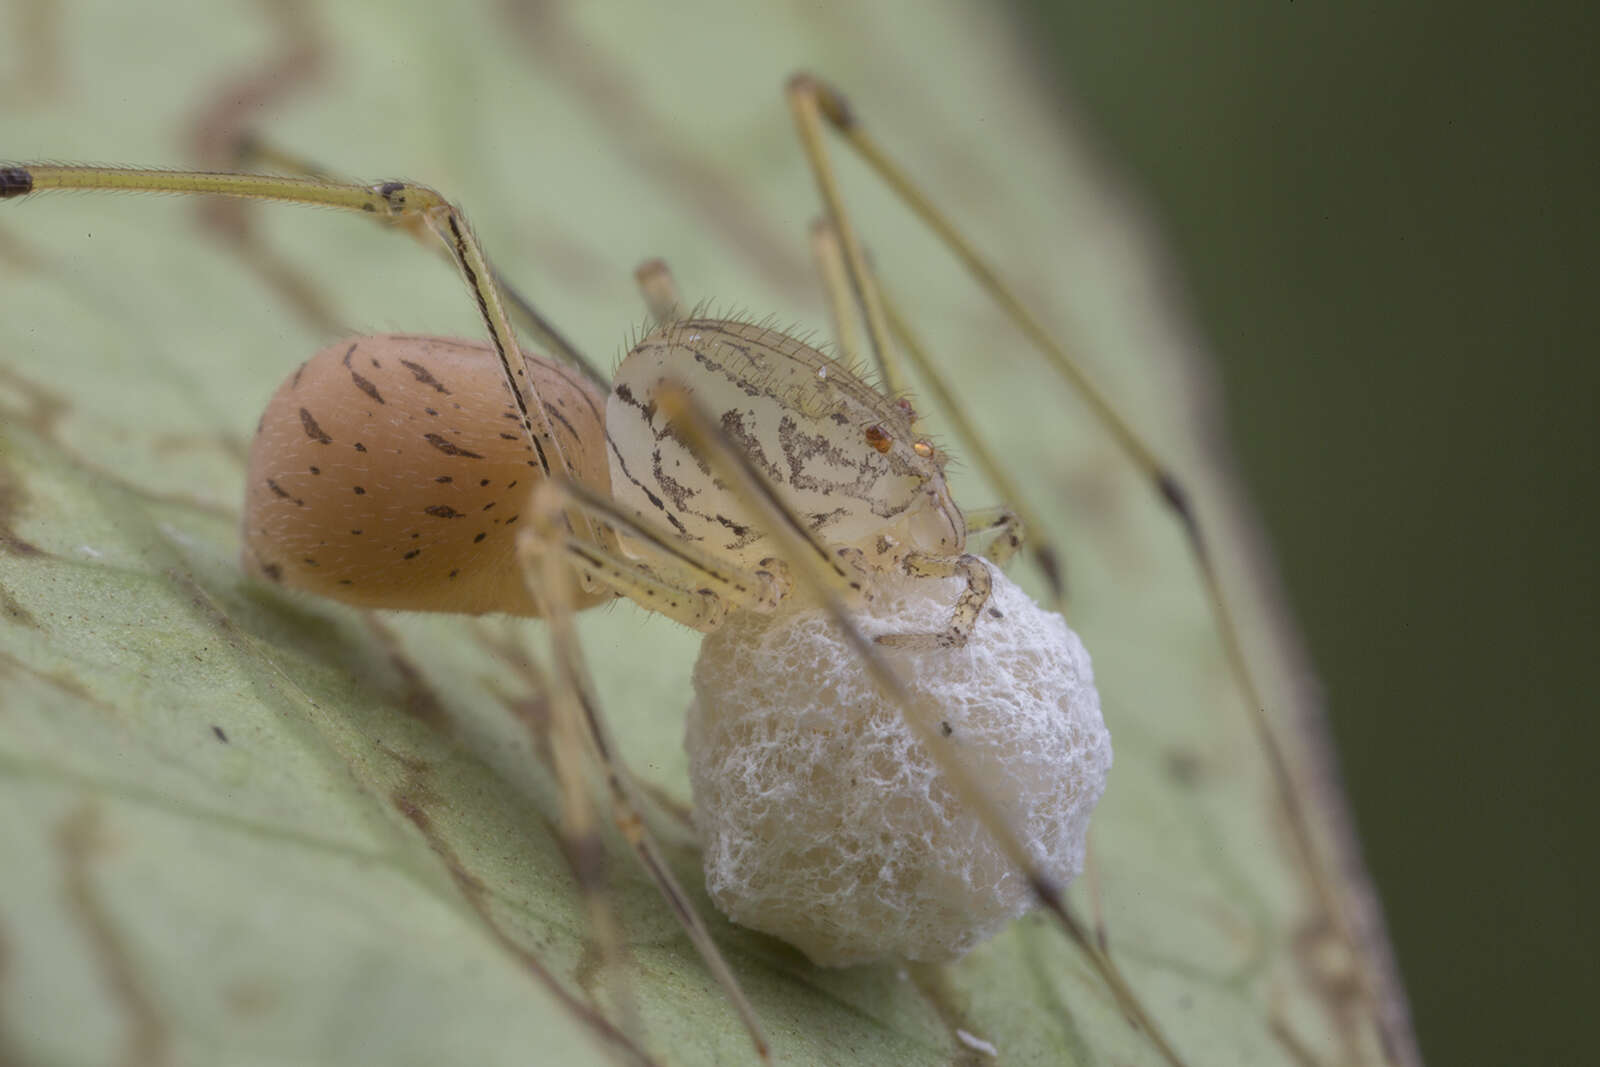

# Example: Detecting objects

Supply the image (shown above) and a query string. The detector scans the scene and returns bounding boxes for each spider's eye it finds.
[912,440,934,458]
[894,397,919,421]
[864,425,893,453]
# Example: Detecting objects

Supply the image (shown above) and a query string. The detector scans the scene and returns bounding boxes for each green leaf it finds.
[0,2,1414,1064]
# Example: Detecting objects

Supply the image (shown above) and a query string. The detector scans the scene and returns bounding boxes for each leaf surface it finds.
[0,2,1413,1064]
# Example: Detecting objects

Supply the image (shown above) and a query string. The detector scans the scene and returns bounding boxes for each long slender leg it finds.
[807,218,866,374]
[516,489,772,1063]
[634,258,685,327]
[554,478,791,616]
[787,81,910,398]
[0,165,590,545]
[659,379,1193,1067]
[875,553,993,650]
[654,384,1085,924]
[647,382,1194,1064]
[808,213,1066,602]
[781,73,1362,1035]
[962,505,1025,567]
[525,478,793,633]
[518,613,643,1045]
[877,281,1066,602]
[224,134,611,391]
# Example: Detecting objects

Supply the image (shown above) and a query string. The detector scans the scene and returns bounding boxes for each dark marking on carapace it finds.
[714,513,750,538]
[719,408,784,483]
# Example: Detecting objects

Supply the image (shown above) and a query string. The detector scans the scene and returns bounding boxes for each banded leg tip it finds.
[0,166,34,198]
[785,71,819,97]
[785,73,854,127]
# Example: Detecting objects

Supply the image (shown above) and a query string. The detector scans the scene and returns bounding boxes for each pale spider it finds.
[1,75,1292,1067]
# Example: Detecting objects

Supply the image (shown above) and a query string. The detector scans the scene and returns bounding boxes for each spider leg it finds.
[806,214,1066,603]
[656,385,1084,922]
[224,133,610,390]
[538,477,793,629]
[961,505,1026,568]
[875,552,993,650]
[516,490,772,1063]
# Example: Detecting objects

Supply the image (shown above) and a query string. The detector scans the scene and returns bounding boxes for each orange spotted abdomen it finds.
[242,334,611,615]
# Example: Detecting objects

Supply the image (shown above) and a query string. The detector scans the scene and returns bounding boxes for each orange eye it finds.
[864,425,893,453]
[912,440,934,458]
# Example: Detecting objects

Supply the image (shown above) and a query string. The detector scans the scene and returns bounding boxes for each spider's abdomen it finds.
[242,334,610,615]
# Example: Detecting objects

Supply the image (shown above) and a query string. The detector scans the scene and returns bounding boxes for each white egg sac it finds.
[687,561,1112,967]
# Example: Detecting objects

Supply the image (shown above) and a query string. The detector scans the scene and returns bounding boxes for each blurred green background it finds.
[1021,3,1595,1064]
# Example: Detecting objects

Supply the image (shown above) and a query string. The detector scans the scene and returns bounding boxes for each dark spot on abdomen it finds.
[299,408,332,444]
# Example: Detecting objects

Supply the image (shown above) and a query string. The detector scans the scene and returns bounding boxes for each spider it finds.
[0,73,1350,1067]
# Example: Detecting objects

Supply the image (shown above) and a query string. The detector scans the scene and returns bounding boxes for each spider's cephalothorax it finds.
[608,318,963,593]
